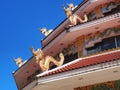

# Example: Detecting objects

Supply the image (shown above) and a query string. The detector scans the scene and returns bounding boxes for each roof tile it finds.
[37,50,120,78]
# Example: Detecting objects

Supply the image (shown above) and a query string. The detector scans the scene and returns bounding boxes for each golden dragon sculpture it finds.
[30,47,64,71]
[62,3,88,26]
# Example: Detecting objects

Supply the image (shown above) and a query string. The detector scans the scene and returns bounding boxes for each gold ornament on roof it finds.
[66,3,77,11]
[14,57,24,67]
[39,27,53,36]
[62,3,88,26]
[30,47,64,71]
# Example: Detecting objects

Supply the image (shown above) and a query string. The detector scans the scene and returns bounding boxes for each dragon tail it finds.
[58,53,64,66]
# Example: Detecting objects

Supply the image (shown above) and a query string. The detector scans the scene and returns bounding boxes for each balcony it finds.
[68,12,120,32]
[22,49,120,90]
[42,11,120,56]
[42,3,120,50]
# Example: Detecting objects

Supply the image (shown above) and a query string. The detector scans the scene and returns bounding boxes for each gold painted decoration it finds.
[62,3,88,26]
[30,47,64,71]
[76,36,84,48]
[38,27,53,36]
[75,35,85,57]
[14,57,26,67]
[95,5,103,18]
[66,3,77,11]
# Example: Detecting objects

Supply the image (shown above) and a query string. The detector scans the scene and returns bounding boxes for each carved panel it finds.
[85,27,120,48]
[95,5,103,18]
[75,35,85,57]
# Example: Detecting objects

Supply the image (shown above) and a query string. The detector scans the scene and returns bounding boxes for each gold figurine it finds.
[66,3,77,11]
[30,47,64,71]
[62,3,88,26]
[39,27,53,36]
[14,57,25,67]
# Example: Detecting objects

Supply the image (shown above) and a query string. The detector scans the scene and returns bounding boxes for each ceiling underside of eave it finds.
[42,0,116,48]
[32,65,120,90]
[43,17,120,56]
[14,58,40,84]
[87,0,115,10]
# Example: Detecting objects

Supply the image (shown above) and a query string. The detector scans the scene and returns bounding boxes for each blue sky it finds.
[0,0,82,90]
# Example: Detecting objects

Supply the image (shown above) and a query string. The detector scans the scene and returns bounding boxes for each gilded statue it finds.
[30,47,64,71]
[14,57,26,67]
[39,27,53,36]
[62,3,88,26]
[66,3,77,11]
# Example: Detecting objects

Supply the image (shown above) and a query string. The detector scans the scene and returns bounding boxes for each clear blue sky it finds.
[0,0,82,90]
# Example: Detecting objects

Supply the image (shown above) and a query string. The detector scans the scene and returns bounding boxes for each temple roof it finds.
[37,49,120,78]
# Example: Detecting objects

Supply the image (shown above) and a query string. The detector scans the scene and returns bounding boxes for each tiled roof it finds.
[37,49,120,78]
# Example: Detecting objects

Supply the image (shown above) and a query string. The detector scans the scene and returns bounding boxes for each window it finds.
[86,36,118,55]
[106,2,116,11]
[116,35,120,47]
[101,37,116,50]
[64,52,78,63]
[87,44,101,55]
[88,12,96,20]
[102,7,109,13]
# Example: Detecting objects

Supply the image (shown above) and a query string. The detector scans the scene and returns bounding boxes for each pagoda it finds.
[13,0,120,90]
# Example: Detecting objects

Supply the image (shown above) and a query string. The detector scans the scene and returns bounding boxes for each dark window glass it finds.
[64,52,78,63]
[86,36,116,55]
[116,35,120,47]
[88,12,96,21]
[101,37,116,50]
[87,42,101,55]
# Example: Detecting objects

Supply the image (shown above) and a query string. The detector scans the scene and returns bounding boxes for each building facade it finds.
[13,0,120,90]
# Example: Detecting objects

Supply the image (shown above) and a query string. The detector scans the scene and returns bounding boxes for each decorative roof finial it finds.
[38,27,53,36]
[14,57,23,67]
[62,3,88,26]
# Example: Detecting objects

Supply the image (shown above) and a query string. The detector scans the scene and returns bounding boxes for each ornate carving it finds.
[62,3,88,26]
[95,5,103,18]
[39,27,53,36]
[30,47,42,64]
[30,47,64,71]
[62,44,78,56]
[14,57,25,67]
[85,27,120,48]
[67,3,77,11]
[76,35,85,57]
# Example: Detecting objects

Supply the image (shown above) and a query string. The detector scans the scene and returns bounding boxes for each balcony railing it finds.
[69,12,120,32]
[42,10,120,49]
[20,47,120,90]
